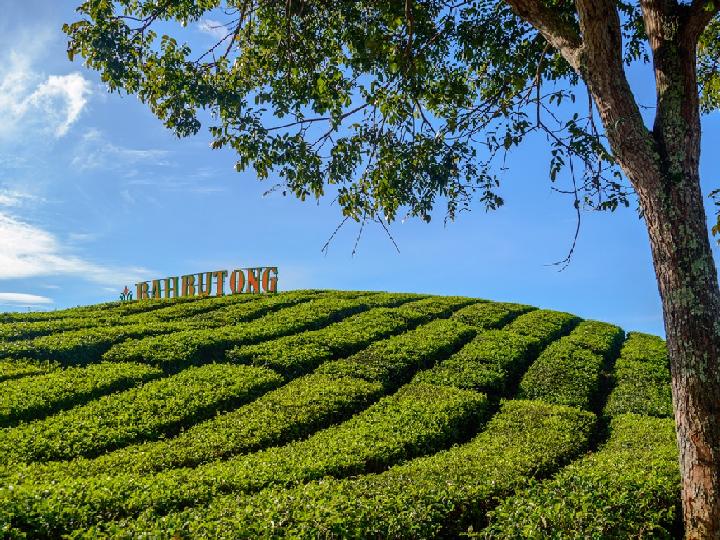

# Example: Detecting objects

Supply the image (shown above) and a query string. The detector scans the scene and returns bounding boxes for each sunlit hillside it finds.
[0,290,679,538]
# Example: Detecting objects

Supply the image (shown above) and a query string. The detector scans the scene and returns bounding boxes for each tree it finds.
[64,0,720,536]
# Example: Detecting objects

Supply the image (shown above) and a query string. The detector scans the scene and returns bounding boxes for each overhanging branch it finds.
[684,0,719,42]
[503,0,582,68]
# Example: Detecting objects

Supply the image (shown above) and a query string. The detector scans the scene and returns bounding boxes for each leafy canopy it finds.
[64,1,719,229]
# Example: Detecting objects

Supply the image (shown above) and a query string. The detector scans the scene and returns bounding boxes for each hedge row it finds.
[413,329,538,395]
[101,293,415,368]
[5,314,477,486]
[0,292,323,366]
[0,359,57,383]
[0,296,196,324]
[226,296,473,378]
[484,413,680,538]
[124,292,262,323]
[0,362,163,428]
[504,309,580,345]
[450,301,534,329]
[0,321,183,365]
[100,400,595,539]
[0,383,489,537]
[314,318,476,390]
[0,364,282,466]
[604,332,672,418]
[103,317,474,474]
[0,317,121,343]
[182,290,319,327]
[518,320,624,411]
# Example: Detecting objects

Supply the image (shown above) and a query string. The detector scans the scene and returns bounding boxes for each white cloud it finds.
[0,292,52,306]
[0,50,92,138]
[0,189,41,207]
[71,129,170,171]
[28,73,91,137]
[0,211,149,285]
[198,19,229,40]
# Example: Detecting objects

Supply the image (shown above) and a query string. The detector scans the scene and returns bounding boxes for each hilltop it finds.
[0,290,679,538]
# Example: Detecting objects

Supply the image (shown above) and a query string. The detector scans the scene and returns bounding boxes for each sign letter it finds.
[197,272,213,297]
[136,282,150,300]
[213,270,228,296]
[181,275,196,297]
[229,269,245,294]
[246,268,261,293]
[261,267,278,293]
[164,276,180,299]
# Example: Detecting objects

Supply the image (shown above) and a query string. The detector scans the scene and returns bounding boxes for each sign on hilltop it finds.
[130,267,278,300]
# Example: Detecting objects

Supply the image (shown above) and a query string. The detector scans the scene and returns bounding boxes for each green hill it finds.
[0,290,680,538]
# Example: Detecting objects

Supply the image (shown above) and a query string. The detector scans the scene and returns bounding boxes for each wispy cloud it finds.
[0,292,52,306]
[198,19,229,40]
[0,189,41,207]
[71,129,170,171]
[0,211,150,285]
[0,50,91,138]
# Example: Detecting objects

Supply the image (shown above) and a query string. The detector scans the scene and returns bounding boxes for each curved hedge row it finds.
[518,321,623,411]
[0,300,551,536]
[0,291,319,366]
[0,358,57,383]
[0,364,282,465]
[604,332,672,418]
[101,293,417,368]
[0,362,162,428]
[0,383,489,537]
[485,414,680,538]
[1,301,478,485]
[95,400,595,539]
[122,311,625,538]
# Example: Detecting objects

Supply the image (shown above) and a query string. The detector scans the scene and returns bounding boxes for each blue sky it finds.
[0,1,718,337]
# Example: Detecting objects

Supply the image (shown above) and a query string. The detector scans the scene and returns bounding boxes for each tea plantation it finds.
[0,290,680,538]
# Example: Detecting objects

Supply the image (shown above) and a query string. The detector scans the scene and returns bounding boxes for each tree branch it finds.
[503,0,583,68]
[684,0,719,42]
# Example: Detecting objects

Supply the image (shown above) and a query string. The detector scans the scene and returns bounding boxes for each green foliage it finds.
[450,301,534,329]
[316,318,476,388]
[0,362,162,428]
[605,332,672,418]
[0,364,282,465]
[564,320,625,360]
[699,18,720,114]
[618,332,668,365]
[226,296,473,377]
[0,317,120,342]
[123,292,264,323]
[517,318,623,410]
[484,414,680,538]
[0,322,182,365]
[61,0,636,230]
[0,292,681,538]
[0,359,57,383]
[413,329,538,394]
[101,293,412,367]
[518,339,604,410]
[98,400,595,539]
[0,384,488,536]
[1,304,475,484]
[505,309,580,346]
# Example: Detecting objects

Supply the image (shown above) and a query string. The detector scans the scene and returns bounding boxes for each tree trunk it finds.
[573,2,720,536]
[641,162,720,540]
[637,6,720,537]
[505,0,720,533]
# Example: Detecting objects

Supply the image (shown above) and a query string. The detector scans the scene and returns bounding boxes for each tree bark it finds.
[579,2,720,536]
[505,0,720,535]
[637,5,720,537]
